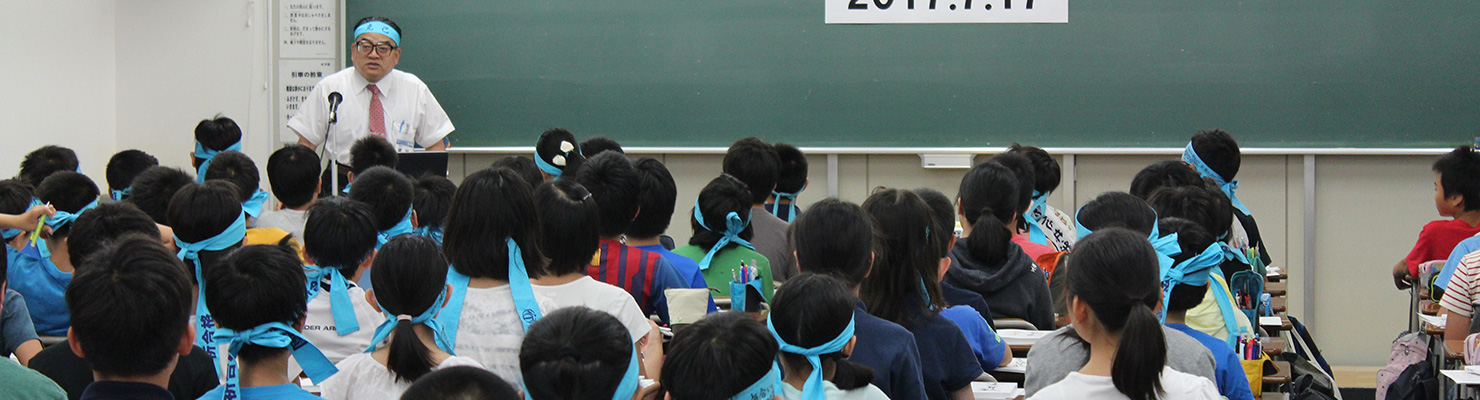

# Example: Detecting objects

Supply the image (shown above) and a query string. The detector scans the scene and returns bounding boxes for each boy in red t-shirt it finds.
[1393,146,1480,290]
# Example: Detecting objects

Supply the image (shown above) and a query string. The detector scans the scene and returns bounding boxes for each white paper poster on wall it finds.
[278,59,338,128]
[825,0,1066,24]
[279,0,336,59]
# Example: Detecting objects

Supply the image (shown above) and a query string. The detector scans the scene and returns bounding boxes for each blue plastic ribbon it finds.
[354,21,401,46]
[730,363,781,400]
[365,289,453,354]
[1024,190,1051,246]
[304,265,361,335]
[693,202,754,271]
[377,207,415,249]
[412,226,444,243]
[436,237,541,349]
[194,141,242,183]
[242,189,269,219]
[110,187,131,202]
[44,200,98,230]
[767,315,856,400]
[212,322,338,400]
[1182,143,1251,216]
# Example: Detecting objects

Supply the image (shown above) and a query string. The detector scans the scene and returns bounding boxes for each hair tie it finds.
[396,314,413,321]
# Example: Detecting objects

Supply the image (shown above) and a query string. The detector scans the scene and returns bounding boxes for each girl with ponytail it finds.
[535,128,586,181]
[945,161,1055,330]
[1031,228,1219,400]
[320,235,482,400]
[771,274,887,400]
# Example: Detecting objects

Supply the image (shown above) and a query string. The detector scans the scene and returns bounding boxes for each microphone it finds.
[327,92,343,124]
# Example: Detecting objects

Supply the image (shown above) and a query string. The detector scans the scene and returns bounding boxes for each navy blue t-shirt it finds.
[850,301,929,400]
[941,281,995,329]
[900,309,985,400]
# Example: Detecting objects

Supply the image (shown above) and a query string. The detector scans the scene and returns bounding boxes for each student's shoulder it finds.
[0,357,65,398]
[853,310,917,344]
[1163,367,1223,399]
[671,245,704,259]
[723,247,770,267]
[390,69,431,87]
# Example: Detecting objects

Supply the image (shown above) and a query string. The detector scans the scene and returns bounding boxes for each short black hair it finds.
[773,143,808,194]
[348,166,415,231]
[1434,146,1480,212]
[790,199,875,287]
[491,156,544,190]
[688,175,754,250]
[304,197,378,276]
[443,167,546,280]
[662,311,779,400]
[413,174,456,230]
[1146,184,1232,239]
[535,128,583,178]
[36,171,100,239]
[520,307,634,400]
[68,202,161,272]
[772,274,874,390]
[1189,129,1241,182]
[1157,217,1214,313]
[203,151,260,202]
[580,136,625,157]
[1077,192,1156,236]
[722,138,780,206]
[0,180,33,239]
[18,145,79,188]
[400,366,518,400]
[626,157,677,239]
[350,136,398,176]
[267,144,321,209]
[354,16,402,39]
[167,182,245,281]
[205,244,307,363]
[1007,144,1060,194]
[105,150,159,196]
[535,180,600,276]
[127,166,194,224]
[1129,161,1204,200]
[66,235,192,378]
[194,116,242,156]
[987,152,1036,215]
[570,152,641,238]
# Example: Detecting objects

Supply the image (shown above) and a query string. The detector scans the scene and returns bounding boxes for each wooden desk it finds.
[1265,281,1287,296]
[1259,315,1292,333]
[1266,269,1287,283]
[1262,360,1292,387]
[1422,299,1441,316]
[1426,321,1446,336]
[1261,337,1286,357]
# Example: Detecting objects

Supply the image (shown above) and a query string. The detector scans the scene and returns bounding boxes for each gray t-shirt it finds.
[748,208,798,281]
[2,289,40,357]
[1024,325,1218,396]
[254,208,308,242]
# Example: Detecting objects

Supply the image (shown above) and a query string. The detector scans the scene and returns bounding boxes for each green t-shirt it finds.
[672,244,774,301]
[0,358,65,400]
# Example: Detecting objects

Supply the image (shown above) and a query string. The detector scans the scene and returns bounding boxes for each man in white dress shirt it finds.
[288,16,453,194]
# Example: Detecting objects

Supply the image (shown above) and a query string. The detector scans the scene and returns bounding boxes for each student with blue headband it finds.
[198,244,336,400]
[202,151,271,222]
[1184,129,1272,267]
[1146,185,1256,344]
[321,236,482,400]
[1156,218,1255,400]
[436,167,551,390]
[772,274,889,400]
[192,116,242,184]
[105,150,158,202]
[521,307,647,400]
[674,174,775,300]
[410,174,455,244]
[257,144,321,241]
[0,180,38,267]
[347,167,418,259]
[765,143,807,226]
[1006,144,1077,252]
[662,311,781,400]
[534,128,584,181]
[167,182,248,366]
[300,197,386,364]
[17,145,78,188]
[723,138,798,283]
[290,14,453,170]
[11,171,99,336]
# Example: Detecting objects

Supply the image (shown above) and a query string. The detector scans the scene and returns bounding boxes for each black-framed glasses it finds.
[354,39,397,56]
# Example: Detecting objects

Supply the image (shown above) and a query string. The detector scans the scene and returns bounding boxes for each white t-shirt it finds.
[319,352,484,400]
[301,279,384,364]
[1031,367,1220,400]
[254,208,307,242]
[287,67,455,165]
[452,284,551,390]
[1442,250,1480,317]
[780,380,890,400]
[533,276,652,342]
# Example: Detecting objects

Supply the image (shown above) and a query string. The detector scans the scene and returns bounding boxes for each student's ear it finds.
[294,316,307,332]
[842,335,857,357]
[864,252,875,279]
[314,178,323,197]
[346,171,356,183]
[358,250,377,274]
[938,257,951,279]
[67,328,85,359]
[946,236,956,253]
[1069,296,1090,327]
[410,210,420,229]
[304,254,318,267]
[955,198,967,219]
[366,289,382,313]
[178,323,196,355]
[631,207,640,223]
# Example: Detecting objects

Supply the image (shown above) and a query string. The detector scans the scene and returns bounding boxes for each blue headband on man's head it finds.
[194,141,242,183]
[436,237,542,349]
[366,289,453,354]
[693,202,754,271]
[768,315,856,400]
[44,200,98,230]
[354,20,401,46]
[377,207,415,249]
[212,322,338,400]
[305,264,362,336]
[1183,143,1251,216]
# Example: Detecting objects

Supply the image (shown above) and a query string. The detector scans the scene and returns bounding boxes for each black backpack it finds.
[1384,360,1439,400]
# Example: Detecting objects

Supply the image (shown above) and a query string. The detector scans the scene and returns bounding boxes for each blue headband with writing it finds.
[692,202,754,271]
[1024,190,1051,246]
[354,21,401,46]
[194,141,242,183]
[731,363,782,400]
[366,289,454,354]
[377,207,415,249]
[242,189,269,219]
[305,264,361,336]
[767,315,855,400]
[44,200,97,230]
[175,212,247,352]
[436,237,542,349]
[212,322,338,400]
[1183,143,1251,216]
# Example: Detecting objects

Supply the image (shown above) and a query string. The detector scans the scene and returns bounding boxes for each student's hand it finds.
[1393,261,1415,290]
[3,204,56,231]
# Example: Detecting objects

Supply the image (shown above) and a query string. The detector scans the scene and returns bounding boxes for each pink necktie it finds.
[367,84,385,138]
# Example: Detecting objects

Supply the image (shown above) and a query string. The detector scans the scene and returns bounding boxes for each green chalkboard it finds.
[347,0,1480,148]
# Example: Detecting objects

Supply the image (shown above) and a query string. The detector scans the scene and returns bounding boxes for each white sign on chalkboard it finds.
[825,0,1066,24]
[278,59,338,128]
[279,0,336,59]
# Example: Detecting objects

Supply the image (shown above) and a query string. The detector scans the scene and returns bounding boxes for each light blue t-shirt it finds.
[8,241,70,336]
[197,383,319,400]
[635,244,718,313]
[1166,323,1255,400]
[940,305,1007,372]
[1437,234,1480,289]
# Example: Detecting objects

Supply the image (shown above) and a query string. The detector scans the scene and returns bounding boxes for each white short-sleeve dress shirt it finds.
[287,67,454,165]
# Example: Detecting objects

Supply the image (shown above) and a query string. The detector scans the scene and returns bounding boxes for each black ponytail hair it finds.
[370,235,449,382]
[534,180,600,276]
[1076,192,1156,236]
[771,274,875,390]
[662,311,778,400]
[860,189,946,325]
[688,174,755,250]
[535,128,585,178]
[1066,228,1167,400]
[519,307,633,400]
[956,161,1020,266]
